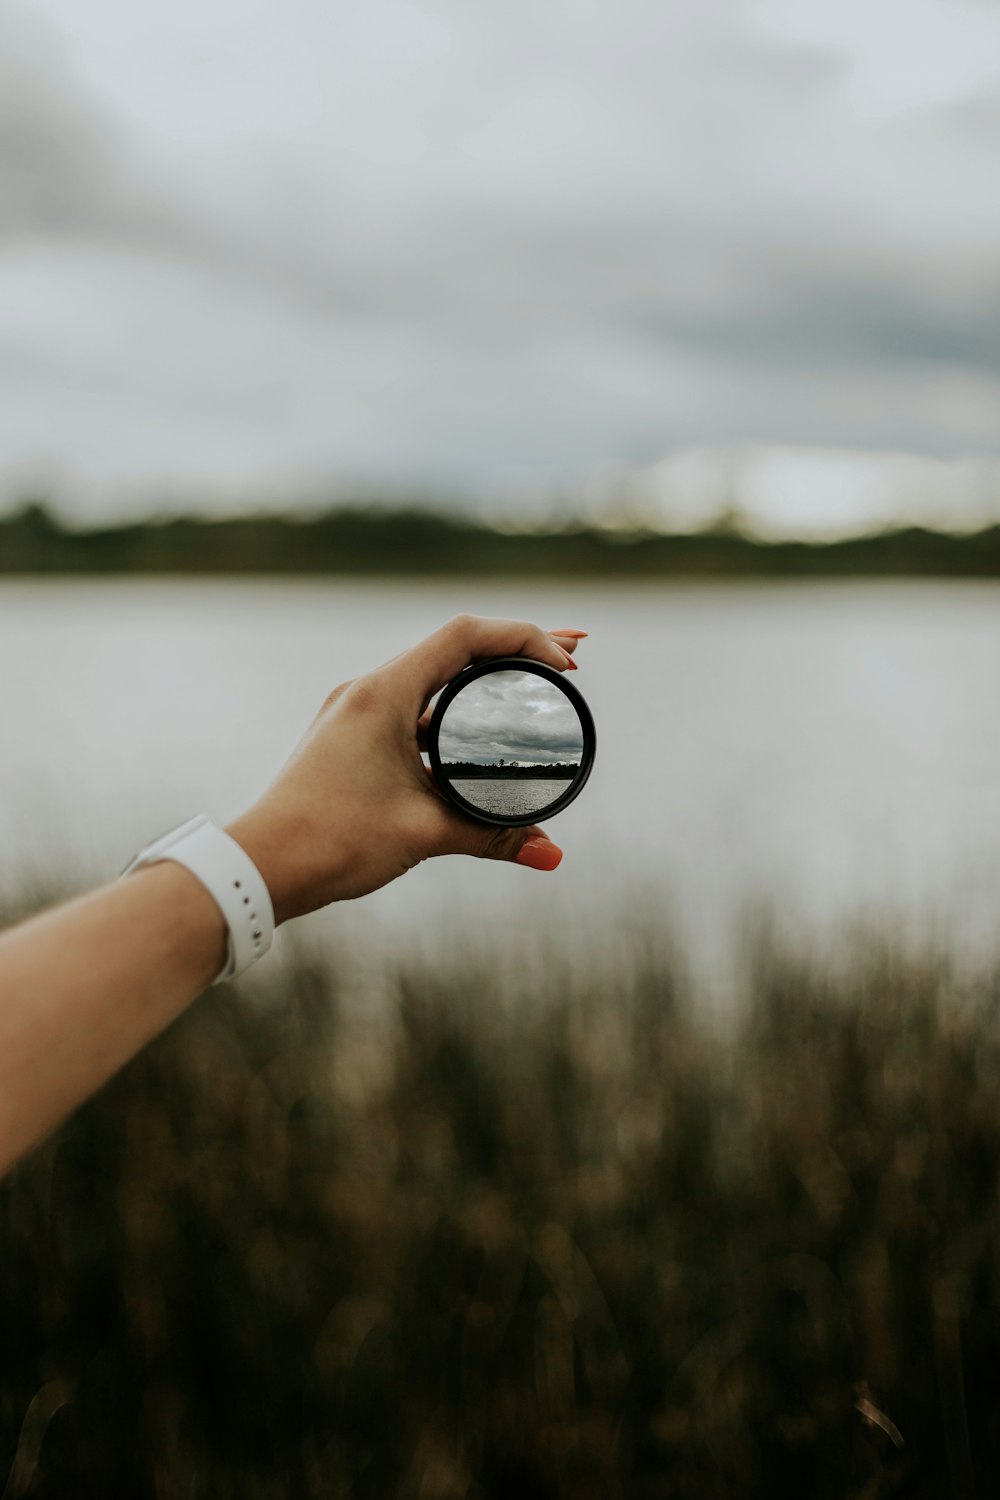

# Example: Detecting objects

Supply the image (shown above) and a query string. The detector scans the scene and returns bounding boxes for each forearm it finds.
[0,862,227,1175]
[0,616,582,1178]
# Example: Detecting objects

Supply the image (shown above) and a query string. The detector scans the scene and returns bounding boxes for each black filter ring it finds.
[427,656,596,827]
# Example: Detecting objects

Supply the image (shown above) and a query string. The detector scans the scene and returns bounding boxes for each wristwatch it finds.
[121,815,275,984]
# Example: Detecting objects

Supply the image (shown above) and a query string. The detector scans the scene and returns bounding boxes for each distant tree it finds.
[8,500,60,535]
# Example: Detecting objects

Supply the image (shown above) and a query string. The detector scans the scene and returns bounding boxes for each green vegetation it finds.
[4,500,1000,576]
[443,762,578,780]
[3,912,1000,1497]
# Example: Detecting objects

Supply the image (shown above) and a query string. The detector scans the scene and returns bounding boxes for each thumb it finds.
[438,812,564,871]
[511,828,563,871]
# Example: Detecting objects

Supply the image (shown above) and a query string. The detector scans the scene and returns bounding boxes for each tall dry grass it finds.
[2,915,1000,1498]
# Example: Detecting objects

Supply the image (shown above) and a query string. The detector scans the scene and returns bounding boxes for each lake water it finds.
[449,778,573,817]
[2,577,1000,993]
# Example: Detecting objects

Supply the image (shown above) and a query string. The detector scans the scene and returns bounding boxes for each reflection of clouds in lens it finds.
[439,670,584,765]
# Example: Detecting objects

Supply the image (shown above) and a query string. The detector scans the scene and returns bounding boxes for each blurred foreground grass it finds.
[3,914,1000,1499]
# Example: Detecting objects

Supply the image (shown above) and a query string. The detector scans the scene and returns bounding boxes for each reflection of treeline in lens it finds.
[442,760,578,779]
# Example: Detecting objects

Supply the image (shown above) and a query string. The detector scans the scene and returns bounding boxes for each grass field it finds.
[3,911,1000,1498]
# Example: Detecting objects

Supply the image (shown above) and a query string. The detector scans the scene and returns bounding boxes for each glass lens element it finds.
[437,669,584,819]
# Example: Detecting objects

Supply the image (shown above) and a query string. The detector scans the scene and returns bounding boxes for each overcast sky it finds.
[438,671,584,765]
[2,0,1000,535]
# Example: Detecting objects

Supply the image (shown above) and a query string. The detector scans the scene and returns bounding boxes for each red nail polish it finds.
[516,838,563,871]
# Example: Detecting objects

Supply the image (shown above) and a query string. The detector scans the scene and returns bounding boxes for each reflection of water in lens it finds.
[450,779,572,817]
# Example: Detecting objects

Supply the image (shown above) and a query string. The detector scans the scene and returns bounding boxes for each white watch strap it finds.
[122,815,274,984]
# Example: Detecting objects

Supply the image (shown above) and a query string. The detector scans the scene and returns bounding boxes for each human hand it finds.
[226,615,587,923]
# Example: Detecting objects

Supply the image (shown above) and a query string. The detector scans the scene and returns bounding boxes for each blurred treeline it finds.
[3,917,1000,1498]
[4,501,1000,576]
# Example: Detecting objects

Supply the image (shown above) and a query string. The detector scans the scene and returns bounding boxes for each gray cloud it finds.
[2,0,1000,524]
[635,263,1000,381]
[0,18,113,233]
[438,671,584,765]
[0,9,186,247]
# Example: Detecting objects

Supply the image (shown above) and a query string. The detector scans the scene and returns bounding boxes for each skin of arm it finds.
[0,615,585,1177]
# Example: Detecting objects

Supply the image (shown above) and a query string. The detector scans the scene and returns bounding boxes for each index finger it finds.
[385,614,578,712]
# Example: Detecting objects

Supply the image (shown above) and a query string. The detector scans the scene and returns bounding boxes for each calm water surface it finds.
[2,578,999,987]
[450,779,571,817]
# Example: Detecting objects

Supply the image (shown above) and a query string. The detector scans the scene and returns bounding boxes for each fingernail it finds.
[558,648,578,670]
[552,629,588,638]
[516,837,563,871]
